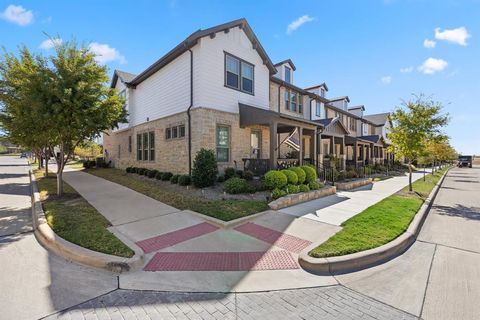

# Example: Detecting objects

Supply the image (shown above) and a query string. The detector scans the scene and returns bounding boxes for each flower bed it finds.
[268,185,337,210]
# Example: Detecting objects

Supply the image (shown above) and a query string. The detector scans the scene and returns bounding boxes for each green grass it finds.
[86,168,269,222]
[309,167,449,258]
[34,170,134,257]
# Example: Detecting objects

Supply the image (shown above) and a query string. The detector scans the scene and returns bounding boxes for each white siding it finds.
[310,100,326,120]
[194,26,270,113]
[114,80,130,131]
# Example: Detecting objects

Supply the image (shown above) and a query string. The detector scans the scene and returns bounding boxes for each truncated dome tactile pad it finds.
[136,222,219,254]
[234,222,312,254]
[143,251,300,271]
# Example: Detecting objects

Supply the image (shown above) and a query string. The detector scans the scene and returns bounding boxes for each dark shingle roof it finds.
[304,83,329,92]
[363,113,390,125]
[359,135,381,143]
[110,70,137,88]
[329,96,350,103]
[274,59,296,71]
[314,118,333,126]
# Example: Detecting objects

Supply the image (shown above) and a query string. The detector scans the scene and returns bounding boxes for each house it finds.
[103,18,391,176]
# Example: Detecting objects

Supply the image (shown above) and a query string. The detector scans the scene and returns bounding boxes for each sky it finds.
[0,0,478,154]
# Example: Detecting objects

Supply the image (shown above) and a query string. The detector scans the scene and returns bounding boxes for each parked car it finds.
[458,155,472,168]
[20,152,27,158]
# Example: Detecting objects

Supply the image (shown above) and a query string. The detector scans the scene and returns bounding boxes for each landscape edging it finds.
[29,170,144,273]
[298,167,450,274]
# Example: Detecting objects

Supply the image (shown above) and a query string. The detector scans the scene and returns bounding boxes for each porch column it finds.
[353,140,358,168]
[298,127,303,166]
[341,136,345,170]
[313,130,318,167]
[329,136,334,154]
[269,121,278,170]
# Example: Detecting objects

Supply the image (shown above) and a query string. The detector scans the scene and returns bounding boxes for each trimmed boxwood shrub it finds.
[299,184,310,193]
[178,175,191,186]
[281,169,298,185]
[148,169,158,178]
[235,170,244,178]
[290,167,306,184]
[286,184,300,194]
[83,160,95,169]
[126,167,133,173]
[224,167,236,180]
[170,174,180,184]
[131,167,138,173]
[301,165,317,183]
[161,172,173,181]
[155,171,164,180]
[217,175,226,183]
[264,170,288,190]
[309,180,322,190]
[272,188,287,200]
[137,168,146,175]
[224,177,253,194]
[243,170,254,181]
[192,148,218,188]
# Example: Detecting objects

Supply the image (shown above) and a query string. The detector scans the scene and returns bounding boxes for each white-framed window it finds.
[225,52,254,94]
[316,101,321,117]
[320,88,325,98]
[165,124,186,140]
[285,66,291,83]
[290,92,297,112]
[137,131,155,161]
[216,125,230,162]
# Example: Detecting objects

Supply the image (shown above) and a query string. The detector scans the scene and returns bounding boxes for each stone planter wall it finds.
[268,186,336,210]
[335,178,373,191]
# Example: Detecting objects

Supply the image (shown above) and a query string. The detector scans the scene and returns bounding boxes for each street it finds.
[0,155,479,319]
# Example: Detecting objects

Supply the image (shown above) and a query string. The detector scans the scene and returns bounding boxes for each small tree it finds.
[388,95,449,192]
[75,140,102,159]
[192,148,218,188]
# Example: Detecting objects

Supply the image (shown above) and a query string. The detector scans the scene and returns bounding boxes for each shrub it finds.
[83,160,95,169]
[192,148,218,188]
[286,184,300,194]
[309,180,322,190]
[217,175,225,183]
[236,170,244,178]
[143,169,151,177]
[264,170,288,190]
[170,174,180,184]
[137,168,146,175]
[281,169,298,185]
[130,167,138,173]
[346,170,357,179]
[271,188,287,200]
[178,175,191,186]
[224,177,252,194]
[290,167,306,184]
[155,171,163,180]
[243,170,254,181]
[224,167,236,180]
[299,184,310,193]
[96,157,107,168]
[148,169,158,178]
[161,172,173,181]
[126,167,132,173]
[301,166,317,183]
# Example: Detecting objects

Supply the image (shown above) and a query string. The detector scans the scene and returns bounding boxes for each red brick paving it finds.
[234,222,312,254]
[136,222,219,254]
[143,251,299,271]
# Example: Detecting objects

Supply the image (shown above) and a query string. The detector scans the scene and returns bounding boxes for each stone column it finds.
[353,140,358,168]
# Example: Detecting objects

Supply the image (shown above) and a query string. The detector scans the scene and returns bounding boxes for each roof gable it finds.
[274,59,296,71]
[110,70,137,88]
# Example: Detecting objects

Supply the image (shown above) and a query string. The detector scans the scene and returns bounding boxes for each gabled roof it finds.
[314,117,350,134]
[127,18,276,87]
[274,59,296,71]
[315,118,333,126]
[270,77,330,103]
[110,70,137,88]
[329,96,350,103]
[359,135,382,143]
[304,83,329,92]
[363,112,390,125]
[348,105,365,111]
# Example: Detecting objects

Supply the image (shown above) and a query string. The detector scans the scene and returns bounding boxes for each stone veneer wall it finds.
[103,107,271,174]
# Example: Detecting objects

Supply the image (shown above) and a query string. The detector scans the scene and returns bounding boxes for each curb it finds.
[299,167,451,274]
[29,169,144,273]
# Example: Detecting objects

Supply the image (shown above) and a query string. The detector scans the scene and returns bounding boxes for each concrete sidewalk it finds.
[280,171,426,225]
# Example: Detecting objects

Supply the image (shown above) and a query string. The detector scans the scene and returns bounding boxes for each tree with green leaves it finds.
[388,95,449,192]
[0,40,126,195]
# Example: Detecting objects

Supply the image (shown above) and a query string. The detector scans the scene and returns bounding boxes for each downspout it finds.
[187,48,193,175]
[277,84,283,113]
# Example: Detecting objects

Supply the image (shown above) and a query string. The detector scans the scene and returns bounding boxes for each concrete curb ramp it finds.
[29,170,144,273]
[299,168,450,274]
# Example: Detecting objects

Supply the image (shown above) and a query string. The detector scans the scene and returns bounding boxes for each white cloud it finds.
[423,39,436,48]
[434,27,471,46]
[418,57,448,75]
[287,15,314,34]
[0,4,33,26]
[39,38,63,50]
[400,66,414,73]
[88,42,126,64]
[381,76,392,84]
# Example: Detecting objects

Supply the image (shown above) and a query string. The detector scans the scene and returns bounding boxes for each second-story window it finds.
[285,66,291,83]
[225,53,254,94]
[290,92,297,112]
[284,91,290,110]
[320,88,325,98]
[316,101,321,117]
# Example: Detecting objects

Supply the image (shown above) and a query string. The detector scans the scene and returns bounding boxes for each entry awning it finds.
[239,103,322,130]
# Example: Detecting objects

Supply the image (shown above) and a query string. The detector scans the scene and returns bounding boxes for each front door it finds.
[250,130,261,159]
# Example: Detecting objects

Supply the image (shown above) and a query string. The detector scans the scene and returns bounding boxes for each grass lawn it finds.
[309,167,449,258]
[86,168,269,222]
[34,170,134,257]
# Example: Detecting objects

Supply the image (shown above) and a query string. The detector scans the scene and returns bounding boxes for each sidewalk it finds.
[280,171,427,225]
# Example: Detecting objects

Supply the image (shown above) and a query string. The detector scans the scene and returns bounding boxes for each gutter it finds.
[187,48,193,175]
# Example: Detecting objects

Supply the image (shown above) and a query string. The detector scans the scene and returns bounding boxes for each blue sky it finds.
[1,0,478,154]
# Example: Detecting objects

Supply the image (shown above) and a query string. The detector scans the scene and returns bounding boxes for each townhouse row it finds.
[103,18,393,176]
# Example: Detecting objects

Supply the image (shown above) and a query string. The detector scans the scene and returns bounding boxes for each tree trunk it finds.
[57,144,64,196]
[408,161,413,192]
